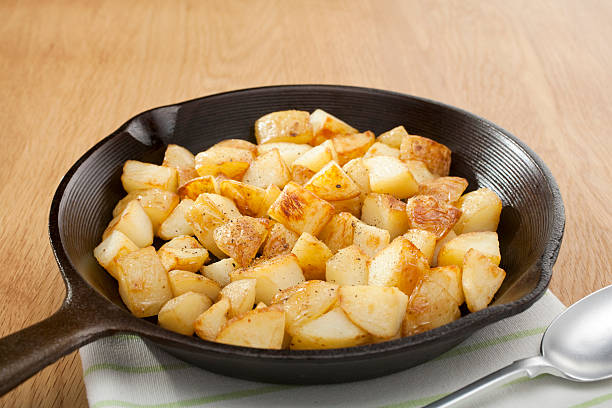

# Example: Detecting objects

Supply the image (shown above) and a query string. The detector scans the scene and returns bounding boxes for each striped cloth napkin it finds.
[80,291,612,408]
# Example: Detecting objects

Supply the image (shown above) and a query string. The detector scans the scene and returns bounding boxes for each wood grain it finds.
[1,0,611,406]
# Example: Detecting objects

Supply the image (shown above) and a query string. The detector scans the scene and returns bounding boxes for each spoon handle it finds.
[425,355,556,408]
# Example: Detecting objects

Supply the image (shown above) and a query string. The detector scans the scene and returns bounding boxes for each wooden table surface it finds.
[1,0,611,406]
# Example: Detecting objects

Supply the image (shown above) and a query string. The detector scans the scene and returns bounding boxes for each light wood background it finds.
[1,0,611,406]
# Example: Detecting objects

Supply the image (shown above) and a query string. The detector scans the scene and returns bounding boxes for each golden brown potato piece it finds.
[121,160,178,193]
[303,161,361,201]
[290,140,338,184]
[339,286,408,338]
[399,135,451,176]
[219,180,266,217]
[405,195,462,239]
[178,176,219,200]
[361,193,409,240]
[213,216,269,267]
[94,231,139,280]
[230,254,305,304]
[216,306,286,349]
[291,232,333,280]
[317,212,358,253]
[342,158,371,196]
[214,139,258,154]
[257,184,282,218]
[377,125,409,149]
[103,200,154,248]
[256,142,312,167]
[168,270,220,301]
[271,280,339,335]
[418,177,468,204]
[432,230,457,267]
[267,182,335,236]
[261,222,299,258]
[113,189,180,233]
[462,249,506,312]
[368,236,428,296]
[158,199,195,240]
[363,156,419,199]
[437,231,501,268]
[162,144,198,187]
[116,246,173,318]
[158,292,212,336]
[219,279,257,317]
[352,220,390,258]
[331,131,375,165]
[184,193,241,258]
[403,279,460,337]
[194,146,254,179]
[325,245,369,286]
[194,297,231,341]
[403,160,437,185]
[255,110,313,145]
[309,109,358,146]
[329,195,362,218]
[290,307,369,350]
[402,229,437,265]
[158,235,209,272]
[242,148,292,189]
[363,142,400,159]
[426,265,464,305]
[200,258,237,287]
[454,187,503,234]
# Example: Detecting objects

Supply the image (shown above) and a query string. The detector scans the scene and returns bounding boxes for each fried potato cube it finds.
[454,187,503,234]
[405,195,462,239]
[116,246,173,317]
[219,279,257,317]
[162,144,199,187]
[112,188,179,233]
[331,131,375,166]
[403,160,437,185]
[361,193,409,240]
[377,125,409,149]
[256,142,312,167]
[291,232,333,280]
[329,195,362,218]
[230,254,305,304]
[200,258,237,288]
[257,184,282,218]
[178,176,219,200]
[158,235,209,272]
[363,142,400,159]
[325,245,369,286]
[290,307,369,349]
[433,230,457,267]
[399,135,452,176]
[419,177,468,204]
[158,292,212,336]
[214,139,257,154]
[216,306,286,349]
[304,161,360,201]
[353,220,390,258]
[194,146,254,179]
[403,279,460,337]
[363,156,418,199]
[94,231,139,279]
[194,297,231,341]
[318,212,358,253]
[402,229,437,265]
[291,140,338,184]
[213,216,269,267]
[438,231,501,268]
[255,110,313,145]
[463,249,506,312]
[339,286,408,338]
[342,158,371,195]
[242,148,292,189]
[309,109,358,146]
[185,193,241,258]
[426,265,464,305]
[103,200,154,248]
[121,160,179,193]
[261,222,299,258]
[368,236,428,296]
[219,180,266,216]
[168,270,220,300]
[267,182,335,236]
[158,199,195,240]
[271,280,339,334]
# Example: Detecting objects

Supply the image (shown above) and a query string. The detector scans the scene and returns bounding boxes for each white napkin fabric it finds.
[80,290,612,408]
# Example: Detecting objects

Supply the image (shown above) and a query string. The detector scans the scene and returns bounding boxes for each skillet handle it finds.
[0,301,110,396]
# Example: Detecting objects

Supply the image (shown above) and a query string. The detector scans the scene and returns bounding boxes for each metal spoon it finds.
[426,284,612,407]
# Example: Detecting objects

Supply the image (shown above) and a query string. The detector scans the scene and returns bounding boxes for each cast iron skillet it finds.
[0,85,564,396]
